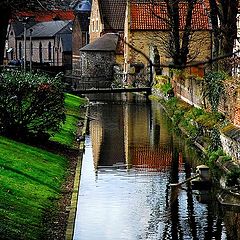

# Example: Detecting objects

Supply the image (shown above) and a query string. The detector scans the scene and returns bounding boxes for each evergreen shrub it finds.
[0,70,65,140]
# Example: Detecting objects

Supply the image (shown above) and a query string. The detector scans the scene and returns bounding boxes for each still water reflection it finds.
[73,93,238,240]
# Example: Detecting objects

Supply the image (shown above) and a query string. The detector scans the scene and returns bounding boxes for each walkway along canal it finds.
[73,93,240,240]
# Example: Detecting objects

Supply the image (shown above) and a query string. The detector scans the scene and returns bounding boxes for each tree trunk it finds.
[208,0,238,73]
[180,0,196,67]
[0,6,11,65]
[219,0,238,74]
[208,0,220,70]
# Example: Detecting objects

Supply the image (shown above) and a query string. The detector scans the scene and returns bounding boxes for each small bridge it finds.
[65,76,152,95]
[71,87,151,95]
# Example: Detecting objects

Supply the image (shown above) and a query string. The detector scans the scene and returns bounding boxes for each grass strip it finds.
[51,93,87,146]
[0,93,85,239]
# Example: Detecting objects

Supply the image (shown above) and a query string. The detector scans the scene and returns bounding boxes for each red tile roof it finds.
[130,1,211,31]
[16,10,74,22]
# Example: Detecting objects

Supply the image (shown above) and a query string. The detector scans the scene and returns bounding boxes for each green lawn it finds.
[51,93,87,146]
[0,93,85,239]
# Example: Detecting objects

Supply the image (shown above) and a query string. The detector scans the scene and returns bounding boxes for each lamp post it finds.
[18,15,34,71]
[23,21,27,71]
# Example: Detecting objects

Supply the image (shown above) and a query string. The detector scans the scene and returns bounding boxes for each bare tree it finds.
[208,0,239,72]
[165,0,198,68]
[143,0,213,69]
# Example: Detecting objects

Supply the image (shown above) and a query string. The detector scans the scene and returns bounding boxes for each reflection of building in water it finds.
[126,102,183,171]
[89,104,126,168]
[130,146,183,171]
[89,97,183,171]
[90,119,103,169]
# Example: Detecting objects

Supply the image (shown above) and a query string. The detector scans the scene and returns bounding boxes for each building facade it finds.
[5,10,74,69]
[72,0,91,75]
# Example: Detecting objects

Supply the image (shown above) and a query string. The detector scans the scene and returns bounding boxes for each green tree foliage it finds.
[203,71,226,112]
[0,71,65,139]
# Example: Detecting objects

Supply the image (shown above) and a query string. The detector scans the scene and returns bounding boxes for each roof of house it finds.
[130,1,211,31]
[99,0,126,31]
[21,20,72,38]
[16,10,75,22]
[11,21,35,37]
[80,33,119,51]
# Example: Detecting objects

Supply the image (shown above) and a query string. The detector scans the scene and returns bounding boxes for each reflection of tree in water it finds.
[142,140,225,240]
[169,146,184,240]
[185,161,198,240]
[220,209,240,240]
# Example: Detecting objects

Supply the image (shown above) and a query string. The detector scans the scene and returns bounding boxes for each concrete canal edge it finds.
[65,105,89,240]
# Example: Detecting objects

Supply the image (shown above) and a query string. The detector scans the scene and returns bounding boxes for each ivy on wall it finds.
[202,71,227,112]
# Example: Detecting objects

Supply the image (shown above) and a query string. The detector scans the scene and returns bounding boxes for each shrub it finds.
[226,168,240,187]
[155,75,169,84]
[0,71,65,140]
[159,82,173,96]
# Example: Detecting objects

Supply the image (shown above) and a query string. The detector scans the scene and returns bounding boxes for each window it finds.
[19,42,22,59]
[39,42,43,63]
[92,20,95,32]
[48,42,52,61]
[237,16,240,28]
[96,20,98,31]
[30,42,33,56]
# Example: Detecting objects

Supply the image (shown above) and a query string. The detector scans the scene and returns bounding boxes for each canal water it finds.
[73,93,239,240]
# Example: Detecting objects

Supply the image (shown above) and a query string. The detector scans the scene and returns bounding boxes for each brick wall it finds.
[171,71,204,108]
[15,38,64,66]
[89,0,102,43]
[72,13,90,75]
[172,74,240,128]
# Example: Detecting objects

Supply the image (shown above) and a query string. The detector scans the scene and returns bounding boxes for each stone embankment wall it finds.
[171,75,240,163]
[220,125,240,164]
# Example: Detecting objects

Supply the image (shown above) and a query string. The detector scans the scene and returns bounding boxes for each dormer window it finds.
[237,16,240,29]
[96,19,99,32]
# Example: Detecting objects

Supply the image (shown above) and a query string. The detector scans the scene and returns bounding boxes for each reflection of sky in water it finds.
[73,137,227,240]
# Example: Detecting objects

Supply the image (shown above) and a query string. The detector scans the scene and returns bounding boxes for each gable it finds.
[99,0,126,31]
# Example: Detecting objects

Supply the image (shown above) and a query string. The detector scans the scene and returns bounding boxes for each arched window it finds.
[30,42,33,56]
[39,42,43,63]
[48,42,52,61]
[19,42,22,59]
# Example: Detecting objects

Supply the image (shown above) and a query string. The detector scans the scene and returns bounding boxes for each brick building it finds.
[89,0,126,43]
[71,0,91,75]
[124,1,212,83]
[89,0,126,66]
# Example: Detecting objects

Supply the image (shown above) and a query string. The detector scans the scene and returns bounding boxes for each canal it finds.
[73,93,240,240]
